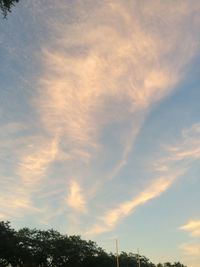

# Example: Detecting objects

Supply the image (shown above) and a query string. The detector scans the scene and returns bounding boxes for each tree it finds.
[0,221,188,267]
[0,0,19,18]
[171,263,187,267]
[0,221,22,267]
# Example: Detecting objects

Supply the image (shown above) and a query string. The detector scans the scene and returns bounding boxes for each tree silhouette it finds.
[0,221,188,267]
[0,0,19,18]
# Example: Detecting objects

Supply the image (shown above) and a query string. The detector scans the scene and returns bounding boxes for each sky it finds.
[0,0,200,266]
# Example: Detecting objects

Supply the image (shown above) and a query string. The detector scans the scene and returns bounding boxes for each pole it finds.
[116,239,120,267]
[137,248,141,267]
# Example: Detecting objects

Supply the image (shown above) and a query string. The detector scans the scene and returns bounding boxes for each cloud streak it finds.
[87,122,200,235]
[1,1,200,243]
[180,220,200,237]
[25,2,200,223]
[38,0,200,168]
[17,136,59,186]
[66,180,87,213]
[9,0,198,229]
[179,243,200,257]
[86,176,178,235]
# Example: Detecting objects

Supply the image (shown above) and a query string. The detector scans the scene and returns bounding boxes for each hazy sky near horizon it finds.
[0,1,200,266]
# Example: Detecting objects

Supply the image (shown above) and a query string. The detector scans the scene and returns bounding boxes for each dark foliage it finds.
[0,221,187,267]
[0,0,19,18]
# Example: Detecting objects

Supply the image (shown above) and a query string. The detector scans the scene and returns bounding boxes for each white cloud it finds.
[17,136,59,186]
[32,0,200,229]
[179,242,200,257]
[1,0,200,231]
[87,122,200,235]
[38,0,200,169]
[66,180,87,213]
[0,181,42,220]
[180,220,200,237]
[86,174,181,236]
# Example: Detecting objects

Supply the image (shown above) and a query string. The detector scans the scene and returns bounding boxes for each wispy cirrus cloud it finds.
[16,136,59,186]
[179,242,200,257]
[38,0,200,169]
[26,2,200,224]
[0,177,42,220]
[179,216,200,266]
[9,0,198,228]
[86,122,200,235]
[0,123,47,220]
[1,1,200,236]
[86,175,178,235]
[0,1,200,266]
[66,180,87,213]
[0,124,59,220]
[180,220,200,237]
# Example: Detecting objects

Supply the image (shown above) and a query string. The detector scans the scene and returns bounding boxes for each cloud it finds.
[1,0,200,230]
[0,129,59,220]
[66,180,87,213]
[37,0,200,169]
[179,243,200,257]
[27,2,200,225]
[154,123,200,175]
[180,220,200,237]
[86,123,200,235]
[179,217,200,265]
[86,175,179,235]
[0,180,42,220]
[34,0,200,228]
[17,136,59,186]
[0,123,56,220]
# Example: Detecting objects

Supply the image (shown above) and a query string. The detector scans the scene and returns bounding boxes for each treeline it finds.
[0,0,19,17]
[0,221,186,267]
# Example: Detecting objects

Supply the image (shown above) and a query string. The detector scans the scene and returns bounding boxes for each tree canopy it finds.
[0,0,19,18]
[0,221,187,267]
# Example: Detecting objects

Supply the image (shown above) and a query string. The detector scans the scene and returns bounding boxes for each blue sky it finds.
[0,1,200,266]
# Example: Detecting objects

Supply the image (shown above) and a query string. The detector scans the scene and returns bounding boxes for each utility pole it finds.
[137,248,141,267]
[116,239,120,267]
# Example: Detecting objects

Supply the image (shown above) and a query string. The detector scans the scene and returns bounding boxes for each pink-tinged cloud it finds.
[17,137,58,185]
[66,180,87,213]
[86,176,177,235]
[180,220,200,237]
[37,0,199,170]
[86,122,200,235]
[179,242,200,257]
[2,0,199,230]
